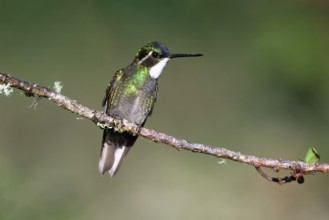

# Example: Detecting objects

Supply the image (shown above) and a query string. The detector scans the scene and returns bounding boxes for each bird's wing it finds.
[102,69,124,110]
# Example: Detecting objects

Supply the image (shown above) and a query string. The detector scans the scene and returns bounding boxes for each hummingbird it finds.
[99,41,203,176]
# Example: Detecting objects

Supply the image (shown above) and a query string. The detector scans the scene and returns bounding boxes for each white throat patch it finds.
[149,58,169,79]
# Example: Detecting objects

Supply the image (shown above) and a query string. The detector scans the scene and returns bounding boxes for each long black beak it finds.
[170,53,203,59]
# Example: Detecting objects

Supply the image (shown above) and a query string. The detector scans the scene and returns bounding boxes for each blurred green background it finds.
[1,0,329,219]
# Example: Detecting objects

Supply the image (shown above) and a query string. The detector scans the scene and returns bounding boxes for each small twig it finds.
[1,72,329,183]
[255,167,305,185]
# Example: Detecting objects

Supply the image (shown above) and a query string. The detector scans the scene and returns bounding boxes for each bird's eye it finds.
[152,52,159,58]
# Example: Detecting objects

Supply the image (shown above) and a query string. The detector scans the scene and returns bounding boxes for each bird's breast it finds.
[109,80,157,125]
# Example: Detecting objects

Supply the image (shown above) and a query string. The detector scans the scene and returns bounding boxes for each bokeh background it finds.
[1,0,329,219]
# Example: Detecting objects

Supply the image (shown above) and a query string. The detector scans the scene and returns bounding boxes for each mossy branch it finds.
[1,72,329,184]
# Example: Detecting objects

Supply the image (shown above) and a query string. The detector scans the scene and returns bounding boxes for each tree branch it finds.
[1,72,329,183]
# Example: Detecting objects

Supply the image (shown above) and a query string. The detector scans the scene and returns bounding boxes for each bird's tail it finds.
[98,129,135,176]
